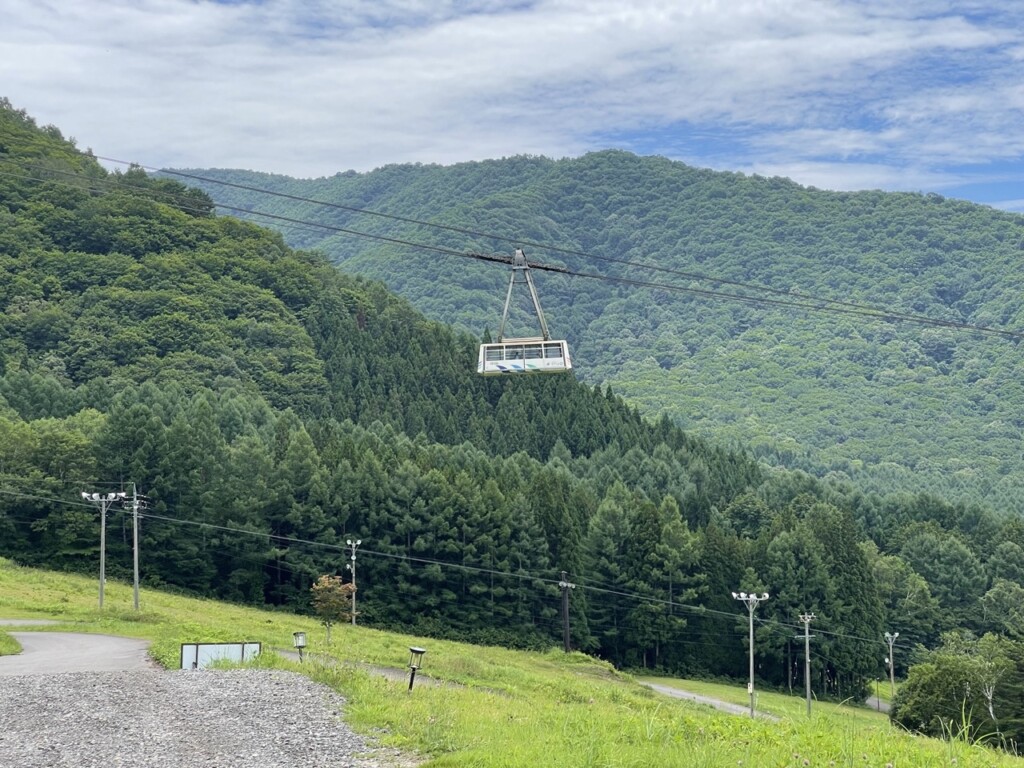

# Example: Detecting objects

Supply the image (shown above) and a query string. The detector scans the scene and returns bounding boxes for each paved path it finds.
[865,695,891,713]
[642,682,779,719]
[0,632,152,676]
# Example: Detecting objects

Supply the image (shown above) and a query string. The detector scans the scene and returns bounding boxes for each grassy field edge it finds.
[1,558,1018,768]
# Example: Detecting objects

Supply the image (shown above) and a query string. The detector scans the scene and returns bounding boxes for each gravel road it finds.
[0,630,417,768]
[0,668,414,768]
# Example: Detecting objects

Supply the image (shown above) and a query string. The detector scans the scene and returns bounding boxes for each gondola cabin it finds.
[478,339,572,375]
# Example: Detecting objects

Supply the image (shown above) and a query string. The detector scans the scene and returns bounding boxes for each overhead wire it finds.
[0,486,916,653]
[100,156,996,325]
[0,153,968,679]
[90,154,1024,342]
[1,156,1020,341]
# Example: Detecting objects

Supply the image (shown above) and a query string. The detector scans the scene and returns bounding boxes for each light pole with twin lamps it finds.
[346,539,361,626]
[81,491,126,609]
[732,591,769,718]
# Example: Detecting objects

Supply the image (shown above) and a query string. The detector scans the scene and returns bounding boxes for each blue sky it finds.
[3,0,1023,211]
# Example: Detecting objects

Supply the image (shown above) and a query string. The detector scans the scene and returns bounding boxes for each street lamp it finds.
[346,538,361,626]
[408,646,426,691]
[81,491,126,609]
[732,591,769,718]
[884,631,899,699]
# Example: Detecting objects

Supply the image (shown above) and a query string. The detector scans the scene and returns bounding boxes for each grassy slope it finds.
[0,631,19,656]
[640,677,889,726]
[0,558,1017,768]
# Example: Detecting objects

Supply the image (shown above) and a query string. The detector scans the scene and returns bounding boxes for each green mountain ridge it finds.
[11,100,1024,738]
[174,153,1024,512]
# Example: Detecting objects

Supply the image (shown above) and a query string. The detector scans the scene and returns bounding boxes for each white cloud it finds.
[0,0,1022,204]
[735,160,961,194]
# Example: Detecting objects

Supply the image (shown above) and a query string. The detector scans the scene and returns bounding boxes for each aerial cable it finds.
[1,162,1021,341]
[89,155,998,321]
[558,268,1024,339]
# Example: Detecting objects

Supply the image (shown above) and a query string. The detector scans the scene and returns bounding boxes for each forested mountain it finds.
[176,153,1024,514]
[8,99,1024,725]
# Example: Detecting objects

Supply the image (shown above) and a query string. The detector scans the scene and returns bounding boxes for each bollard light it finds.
[293,631,307,662]
[408,646,427,691]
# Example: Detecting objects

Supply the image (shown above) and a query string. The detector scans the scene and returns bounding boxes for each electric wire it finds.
[0,486,917,654]
[0,149,977,657]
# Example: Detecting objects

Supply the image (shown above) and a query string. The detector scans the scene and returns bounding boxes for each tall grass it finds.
[1,558,1020,767]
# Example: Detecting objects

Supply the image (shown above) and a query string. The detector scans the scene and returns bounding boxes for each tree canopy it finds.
[4,100,1024,709]
[177,150,1024,515]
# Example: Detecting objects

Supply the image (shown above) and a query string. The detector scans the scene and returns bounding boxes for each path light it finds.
[408,646,427,691]
[293,631,307,663]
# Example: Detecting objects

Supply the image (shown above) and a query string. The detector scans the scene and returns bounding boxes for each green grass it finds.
[639,676,890,726]
[0,630,20,656]
[873,679,900,705]
[1,557,1020,767]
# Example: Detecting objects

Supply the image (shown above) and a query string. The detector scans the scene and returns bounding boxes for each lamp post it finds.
[797,612,815,717]
[733,591,769,718]
[408,646,426,691]
[129,484,145,612]
[346,538,361,626]
[81,491,126,609]
[884,631,899,699]
[293,631,307,663]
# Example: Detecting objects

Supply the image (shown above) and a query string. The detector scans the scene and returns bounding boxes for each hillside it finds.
[174,154,1024,513]
[4,560,1023,768]
[8,99,1024,713]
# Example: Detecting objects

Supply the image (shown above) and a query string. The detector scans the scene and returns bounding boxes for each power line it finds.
[0,487,917,652]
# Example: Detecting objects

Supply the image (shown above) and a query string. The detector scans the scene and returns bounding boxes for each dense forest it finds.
[6,100,1024,738]
[177,153,1024,516]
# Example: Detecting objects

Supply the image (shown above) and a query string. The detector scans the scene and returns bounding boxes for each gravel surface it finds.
[0,669,416,768]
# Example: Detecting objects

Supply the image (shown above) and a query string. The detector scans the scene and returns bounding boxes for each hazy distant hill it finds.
[177,154,1024,512]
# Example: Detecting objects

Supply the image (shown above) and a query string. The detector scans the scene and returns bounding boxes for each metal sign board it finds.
[180,642,261,670]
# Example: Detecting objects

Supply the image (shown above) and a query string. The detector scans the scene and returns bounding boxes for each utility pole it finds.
[81,491,126,609]
[346,538,361,625]
[732,591,770,718]
[797,613,815,717]
[130,484,145,612]
[559,571,576,653]
[885,631,900,699]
